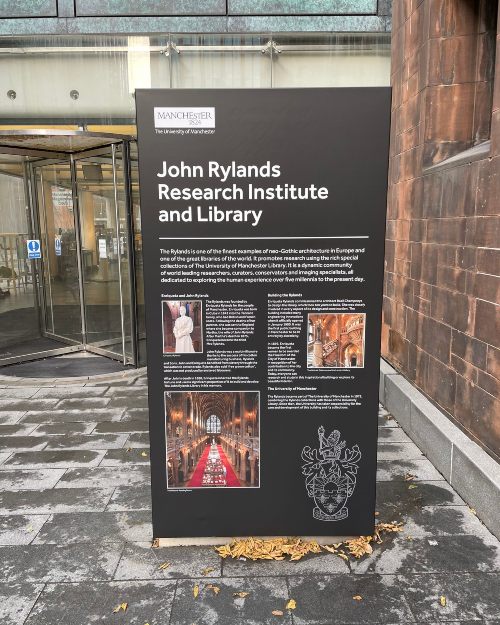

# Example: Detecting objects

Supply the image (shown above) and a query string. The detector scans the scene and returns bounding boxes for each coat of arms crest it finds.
[301,426,361,521]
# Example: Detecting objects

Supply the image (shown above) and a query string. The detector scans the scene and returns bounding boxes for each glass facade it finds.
[0,32,390,369]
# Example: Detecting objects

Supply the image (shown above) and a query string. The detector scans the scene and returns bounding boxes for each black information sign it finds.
[136,88,390,538]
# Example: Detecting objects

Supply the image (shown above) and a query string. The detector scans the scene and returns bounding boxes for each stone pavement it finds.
[0,372,499,625]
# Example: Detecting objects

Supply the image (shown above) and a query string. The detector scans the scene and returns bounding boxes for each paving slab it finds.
[352,533,500,575]
[377,457,445,482]
[54,396,112,410]
[222,551,349,577]
[3,449,106,469]
[377,427,414,443]
[0,487,113,514]
[104,386,149,396]
[0,387,40,399]
[106,395,148,410]
[0,583,44,625]
[23,580,176,625]
[125,432,150,447]
[100,448,150,465]
[0,412,26,424]
[377,442,425,461]
[34,386,108,398]
[33,511,152,544]
[170,576,293,625]
[156,544,223,579]
[0,435,49,452]
[93,419,149,433]
[400,505,496,539]
[43,433,128,450]
[105,485,152,511]
[0,450,12,465]
[54,465,150,488]
[400,572,500,621]
[378,414,398,427]
[20,408,125,423]
[288,574,415,625]
[113,541,168,580]
[0,468,66,491]
[31,422,96,435]
[121,407,149,422]
[0,542,124,582]
[0,424,37,436]
[0,399,58,410]
[0,514,49,545]
[375,481,466,522]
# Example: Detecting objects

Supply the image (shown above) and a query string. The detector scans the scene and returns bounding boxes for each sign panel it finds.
[136,88,390,537]
[27,239,41,259]
[98,238,107,259]
[55,237,62,256]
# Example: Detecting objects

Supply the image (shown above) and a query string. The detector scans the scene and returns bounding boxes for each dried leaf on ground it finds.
[272,610,284,616]
[345,536,373,558]
[193,584,199,599]
[215,522,404,565]
[286,599,297,610]
[201,567,215,576]
[206,584,221,595]
[158,561,170,570]
[215,537,321,562]
[404,472,416,481]
[151,538,159,548]
[112,602,128,613]
[141,451,148,457]
[233,592,250,598]
[439,595,447,607]
[352,595,363,601]
[408,484,418,490]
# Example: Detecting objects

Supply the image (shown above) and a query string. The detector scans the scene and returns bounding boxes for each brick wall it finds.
[383,0,500,459]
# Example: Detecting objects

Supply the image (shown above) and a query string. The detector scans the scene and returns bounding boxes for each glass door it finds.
[33,160,83,346]
[74,144,134,363]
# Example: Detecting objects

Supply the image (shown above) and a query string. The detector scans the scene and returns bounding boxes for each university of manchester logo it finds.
[301,427,361,521]
[154,107,215,128]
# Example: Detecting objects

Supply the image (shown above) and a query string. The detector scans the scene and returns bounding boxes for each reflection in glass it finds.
[35,162,83,344]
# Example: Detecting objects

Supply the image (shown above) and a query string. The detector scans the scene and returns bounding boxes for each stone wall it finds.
[0,0,391,34]
[383,0,500,459]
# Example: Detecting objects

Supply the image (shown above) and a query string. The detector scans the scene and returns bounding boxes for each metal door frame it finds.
[0,135,139,368]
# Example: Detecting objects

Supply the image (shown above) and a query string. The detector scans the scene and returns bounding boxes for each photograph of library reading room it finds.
[162,300,203,354]
[165,391,260,489]
[307,313,366,368]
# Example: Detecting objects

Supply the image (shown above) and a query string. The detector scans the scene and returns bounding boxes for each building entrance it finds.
[0,131,142,368]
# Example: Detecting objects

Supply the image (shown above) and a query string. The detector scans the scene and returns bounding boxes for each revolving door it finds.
[0,131,144,368]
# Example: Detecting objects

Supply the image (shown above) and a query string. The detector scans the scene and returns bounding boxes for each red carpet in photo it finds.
[187,443,210,487]
[217,445,241,487]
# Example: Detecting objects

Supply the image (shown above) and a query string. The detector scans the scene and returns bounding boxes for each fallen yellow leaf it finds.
[353,595,363,601]
[112,602,128,613]
[286,599,296,610]
[206,584,221,595]
[141,451,148,457]
[272,610,284,616]
[193,584,199,599]
[233,592,250,598]
[439,595,446,607]
[201,567,215,576]
[408,484,418,490]
[469,508,477,516]
[158,561,170,570]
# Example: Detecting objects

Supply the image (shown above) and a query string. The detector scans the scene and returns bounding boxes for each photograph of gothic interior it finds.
[307,313,365,368]
[165,391,260,489]
[162,300,203,354]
